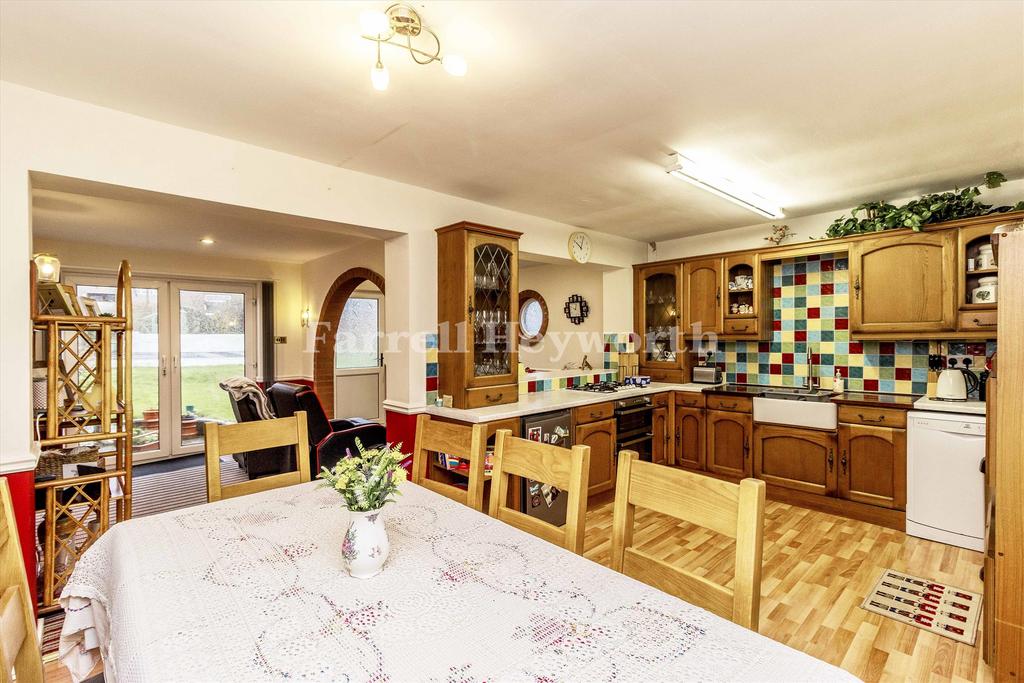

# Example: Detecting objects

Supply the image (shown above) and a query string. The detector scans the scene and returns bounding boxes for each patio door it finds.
[334,291,385,422]
[71,274,257,462]
[170,282,257,454]
[72,277,172,463]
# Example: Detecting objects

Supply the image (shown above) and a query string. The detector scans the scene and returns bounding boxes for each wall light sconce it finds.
[33,253,61,283]
[300,308,312,328]
[360,3,467,91]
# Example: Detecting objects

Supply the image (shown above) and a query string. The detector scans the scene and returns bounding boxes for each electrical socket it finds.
[946,354,973,370]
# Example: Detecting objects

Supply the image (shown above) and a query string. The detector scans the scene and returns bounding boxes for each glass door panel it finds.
[175,288,249,450]
[644,272,678,363]
[471,242,512,379]
[334,293,385,422]
[73,280,170,462]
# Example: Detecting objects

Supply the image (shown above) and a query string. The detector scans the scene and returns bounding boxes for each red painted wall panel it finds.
[1,470,38,610]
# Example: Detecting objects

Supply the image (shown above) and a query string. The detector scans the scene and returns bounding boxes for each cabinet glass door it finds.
[643,272,678,364]
[471,241,514,380]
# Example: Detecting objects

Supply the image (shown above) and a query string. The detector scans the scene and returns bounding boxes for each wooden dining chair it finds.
[610,450,766,631]
[412,414,489,512]
[487,430,591,554]
[205,412,312,502]
[0,479,43,683]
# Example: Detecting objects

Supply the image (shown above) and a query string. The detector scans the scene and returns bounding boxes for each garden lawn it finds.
[132,363,243,423]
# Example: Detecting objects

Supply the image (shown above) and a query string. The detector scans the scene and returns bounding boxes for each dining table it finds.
[59,480,859,682]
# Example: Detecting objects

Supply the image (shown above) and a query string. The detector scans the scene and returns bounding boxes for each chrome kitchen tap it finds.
[802,342,818,390]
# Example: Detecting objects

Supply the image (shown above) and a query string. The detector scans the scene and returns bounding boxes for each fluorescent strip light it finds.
[666,153,784,219]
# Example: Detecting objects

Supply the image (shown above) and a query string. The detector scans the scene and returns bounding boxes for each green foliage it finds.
[824,171,1021,239]
[318,439,407,512]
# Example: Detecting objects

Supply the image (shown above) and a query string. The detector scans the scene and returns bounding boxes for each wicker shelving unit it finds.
[31,260,133,610]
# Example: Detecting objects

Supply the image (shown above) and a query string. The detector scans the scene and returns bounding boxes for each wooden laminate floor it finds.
[583,491,991,682]
[44,494,991,682]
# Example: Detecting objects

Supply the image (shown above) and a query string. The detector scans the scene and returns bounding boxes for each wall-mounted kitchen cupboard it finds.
[681,257,723,336]
[634,211,1024,343]
[633,263,684,378]
[848,230,958,336]
[436,222,522,409]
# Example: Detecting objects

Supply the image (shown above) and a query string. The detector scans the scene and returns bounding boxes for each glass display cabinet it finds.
[634,263,683,372]
[436,222,522,408]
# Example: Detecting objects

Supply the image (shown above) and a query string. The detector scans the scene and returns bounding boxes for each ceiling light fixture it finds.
[200,237,215,245]
[666,153,784,219]
[360,3,466,91]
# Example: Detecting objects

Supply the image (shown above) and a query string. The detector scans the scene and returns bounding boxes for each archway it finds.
[313,267,386,416]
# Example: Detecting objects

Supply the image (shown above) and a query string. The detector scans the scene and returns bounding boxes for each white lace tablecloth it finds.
[59,481,857,682]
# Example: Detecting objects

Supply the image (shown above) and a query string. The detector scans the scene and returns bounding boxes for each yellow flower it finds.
[394,468,407,482]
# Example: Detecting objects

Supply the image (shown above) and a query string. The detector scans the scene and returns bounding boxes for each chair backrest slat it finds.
[488,430,590,554]
[0,480,43,683]
[610,450,765,631]
[626,459,740,538]
[412,414,488,511]
[205,412,311,502]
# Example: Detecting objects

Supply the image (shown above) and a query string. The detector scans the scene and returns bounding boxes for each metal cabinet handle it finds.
[853,276,862,300]
[858,413,885,423]
[716,287,721,303]
[828,448,834,472]
[485,393,503,403]
[841,450,848,474]
[722,402,738,410]
[467,296,474,314]
[743,437,750,458]
[972,318,997,327]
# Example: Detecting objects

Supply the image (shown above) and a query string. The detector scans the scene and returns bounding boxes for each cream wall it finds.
[32,236,307,380]
[651,179,1024,260]
[518,263,606,369]
[0,81,648,473]
[299,239,386,379]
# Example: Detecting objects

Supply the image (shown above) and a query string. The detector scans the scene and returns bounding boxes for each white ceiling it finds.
[3,1,1022,242]
[31,173,392,264]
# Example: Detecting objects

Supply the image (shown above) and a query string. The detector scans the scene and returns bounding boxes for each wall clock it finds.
[564,294,590,325]
[568,231,592,264]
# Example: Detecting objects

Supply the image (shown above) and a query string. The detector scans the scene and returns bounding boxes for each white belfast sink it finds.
[753,396,838,430]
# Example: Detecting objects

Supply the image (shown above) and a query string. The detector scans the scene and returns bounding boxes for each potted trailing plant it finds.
[824,171,1024,238]
[318,439,406,578]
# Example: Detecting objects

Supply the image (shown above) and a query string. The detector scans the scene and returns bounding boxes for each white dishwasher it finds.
[906,410,986,552]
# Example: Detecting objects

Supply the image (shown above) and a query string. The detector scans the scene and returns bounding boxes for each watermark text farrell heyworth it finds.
[306,320,720,358]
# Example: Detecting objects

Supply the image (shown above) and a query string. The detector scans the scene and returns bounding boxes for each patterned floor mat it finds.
[860,568,982,645]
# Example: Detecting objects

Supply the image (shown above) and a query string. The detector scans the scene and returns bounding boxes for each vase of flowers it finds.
[318,439,406,578]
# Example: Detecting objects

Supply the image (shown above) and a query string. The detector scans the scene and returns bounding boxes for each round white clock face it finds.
[568,231,592,264]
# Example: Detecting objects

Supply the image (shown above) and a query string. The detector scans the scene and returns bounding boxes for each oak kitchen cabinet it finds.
[837,420,907,510]
[574,410,617,497]
[722,253,767,339]
[651,404,670,466]
[849,229,957,335]
[706,406,751,478]
[682,257,723,335]
[436,222,522,409]
[674,405,705,471]
[634,263,683,376]
[754,424,837,496]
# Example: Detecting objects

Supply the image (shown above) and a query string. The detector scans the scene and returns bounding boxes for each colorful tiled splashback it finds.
[708,252,995,395]
[424,333,617,405]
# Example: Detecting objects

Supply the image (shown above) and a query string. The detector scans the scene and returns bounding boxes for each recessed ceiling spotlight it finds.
[666,153,784,219]
[200,237,215,245]
[360,3,467,91]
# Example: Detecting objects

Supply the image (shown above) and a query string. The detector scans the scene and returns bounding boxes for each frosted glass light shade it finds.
[442,54,467,77]
[371,63,390,91]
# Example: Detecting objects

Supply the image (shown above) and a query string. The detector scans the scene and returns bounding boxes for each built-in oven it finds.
[615,396,654,462]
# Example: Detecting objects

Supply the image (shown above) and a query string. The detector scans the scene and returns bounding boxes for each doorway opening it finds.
[314,268,386,420]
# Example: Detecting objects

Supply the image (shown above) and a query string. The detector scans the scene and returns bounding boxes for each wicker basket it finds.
[36,445,101,479]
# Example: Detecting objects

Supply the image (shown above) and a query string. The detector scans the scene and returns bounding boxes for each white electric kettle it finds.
[935,359,978,401]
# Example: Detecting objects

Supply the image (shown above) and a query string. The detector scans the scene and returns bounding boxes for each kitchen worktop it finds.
[425,382,716,423]
[425,381,973,423]
[831,392,920,409]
